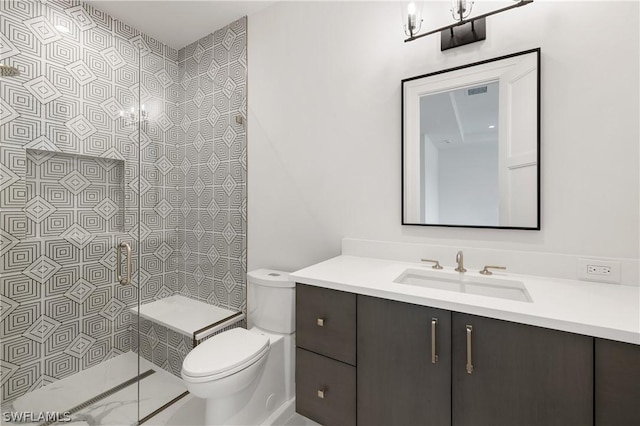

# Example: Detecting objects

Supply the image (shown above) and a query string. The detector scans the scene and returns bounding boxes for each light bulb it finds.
[451,0,474,20]
[405,2,422,37]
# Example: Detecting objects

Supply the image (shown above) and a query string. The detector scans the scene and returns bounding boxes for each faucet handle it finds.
[479,265,507,275]
[455,250,466,273]
[421,259,443,270]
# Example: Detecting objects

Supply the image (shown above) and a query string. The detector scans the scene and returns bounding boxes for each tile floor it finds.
[2,352,185,426]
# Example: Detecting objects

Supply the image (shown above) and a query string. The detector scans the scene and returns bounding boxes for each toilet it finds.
[181,269,295,425]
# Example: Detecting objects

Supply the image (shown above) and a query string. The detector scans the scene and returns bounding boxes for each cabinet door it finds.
[452,313,593,426]
[357,295,451,426]
[595,338,640,426]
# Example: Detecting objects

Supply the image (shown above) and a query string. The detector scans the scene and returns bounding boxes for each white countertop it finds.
[290,255,640,345]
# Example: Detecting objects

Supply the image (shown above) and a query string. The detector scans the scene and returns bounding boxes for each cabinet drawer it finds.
[296,348,356,426]
[296,284,356,365]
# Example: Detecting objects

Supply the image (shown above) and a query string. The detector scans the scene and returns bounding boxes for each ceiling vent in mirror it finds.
[467,86,487,96]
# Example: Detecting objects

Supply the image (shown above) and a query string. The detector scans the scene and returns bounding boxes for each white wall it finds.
[247,1,639,273]
[438,143,499,226]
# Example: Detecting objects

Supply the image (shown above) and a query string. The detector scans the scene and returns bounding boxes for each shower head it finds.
[0,64,21,77]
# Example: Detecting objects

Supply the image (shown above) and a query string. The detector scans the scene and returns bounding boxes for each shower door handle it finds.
[117,242,132,285]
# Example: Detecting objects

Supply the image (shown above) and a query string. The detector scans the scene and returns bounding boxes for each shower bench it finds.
[131,294,245,347]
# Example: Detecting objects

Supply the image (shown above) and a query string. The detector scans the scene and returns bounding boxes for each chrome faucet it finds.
[455,250,467,273]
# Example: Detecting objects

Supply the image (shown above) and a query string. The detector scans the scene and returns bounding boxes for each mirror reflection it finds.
[402,49,540,229]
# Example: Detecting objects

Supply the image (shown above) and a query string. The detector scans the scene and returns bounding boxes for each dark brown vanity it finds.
[295,283,640,426]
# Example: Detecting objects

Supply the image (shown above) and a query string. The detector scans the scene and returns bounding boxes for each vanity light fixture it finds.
[404,0,533,51]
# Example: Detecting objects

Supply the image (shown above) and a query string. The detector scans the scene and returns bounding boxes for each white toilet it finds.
[181,269,296,425]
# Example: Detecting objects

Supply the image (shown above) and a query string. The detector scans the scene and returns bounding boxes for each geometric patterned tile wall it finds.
[134,18,248,379]
[176,18,247,314]
[132,317,243,378]
[24,150,124,238]
[0,0,181,402]
[132,317,194,377]
[1,0,247,401]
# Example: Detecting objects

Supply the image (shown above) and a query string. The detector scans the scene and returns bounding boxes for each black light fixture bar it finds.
[404,0,533,43]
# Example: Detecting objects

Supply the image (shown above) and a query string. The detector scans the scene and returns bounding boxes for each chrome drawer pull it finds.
[316,318,325,327]
[431,318,438,364]
[466,324,474,374]
[317,388,326,399]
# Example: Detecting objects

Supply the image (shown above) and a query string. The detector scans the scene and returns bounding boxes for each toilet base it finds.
[203,331,286,425]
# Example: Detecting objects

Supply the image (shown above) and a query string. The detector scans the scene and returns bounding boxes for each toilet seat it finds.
[182,328,270,382]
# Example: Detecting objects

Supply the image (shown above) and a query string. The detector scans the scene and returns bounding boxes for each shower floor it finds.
[1,352,186,426]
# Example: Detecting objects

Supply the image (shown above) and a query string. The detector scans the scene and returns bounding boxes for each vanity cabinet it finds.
[355,297,592,426]
[295,284,357,426]
[295,285,618,426]
[357,296,451,426]
[452,313,593,426]
[595,338,640,426]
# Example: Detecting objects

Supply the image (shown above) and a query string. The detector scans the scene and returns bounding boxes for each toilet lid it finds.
[182,328,270,378]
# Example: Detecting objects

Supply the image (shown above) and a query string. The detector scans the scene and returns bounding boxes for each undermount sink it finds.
[394,268,533,303]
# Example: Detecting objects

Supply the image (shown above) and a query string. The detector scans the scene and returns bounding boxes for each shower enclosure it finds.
[2,0,247,421]
[0,0,237,423]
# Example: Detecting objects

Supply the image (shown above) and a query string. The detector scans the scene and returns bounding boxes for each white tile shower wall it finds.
[175,18,247,313]
[0,0,181,401]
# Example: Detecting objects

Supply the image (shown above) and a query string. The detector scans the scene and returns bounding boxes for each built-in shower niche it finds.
[24,149,125,238]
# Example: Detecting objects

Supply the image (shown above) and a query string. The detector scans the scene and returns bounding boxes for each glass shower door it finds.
[0,0,143,423]
[131,36,190,424]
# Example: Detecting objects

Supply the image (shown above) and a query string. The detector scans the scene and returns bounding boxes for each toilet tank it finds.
[247,269,295,334]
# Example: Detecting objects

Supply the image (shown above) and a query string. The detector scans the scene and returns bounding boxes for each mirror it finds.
[402,49,540,229]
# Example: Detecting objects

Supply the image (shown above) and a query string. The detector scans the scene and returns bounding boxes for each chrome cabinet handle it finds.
[316,318,325,327]
[466,325,474,374]
[117,242,132,285]
[317,388,325,399]
[431,318,439,363]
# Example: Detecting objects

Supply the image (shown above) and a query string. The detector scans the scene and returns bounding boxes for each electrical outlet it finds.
[578,258,621,284]
[587,265,611,275]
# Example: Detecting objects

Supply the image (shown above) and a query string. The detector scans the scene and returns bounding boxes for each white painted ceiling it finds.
[85,1,275,49]
[420,81,499,149]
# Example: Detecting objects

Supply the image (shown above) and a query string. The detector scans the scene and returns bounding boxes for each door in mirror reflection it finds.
[420,82,500,226]
[402,49,540,229]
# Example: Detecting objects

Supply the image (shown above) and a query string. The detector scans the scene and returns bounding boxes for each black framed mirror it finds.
[402,48,540,230]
